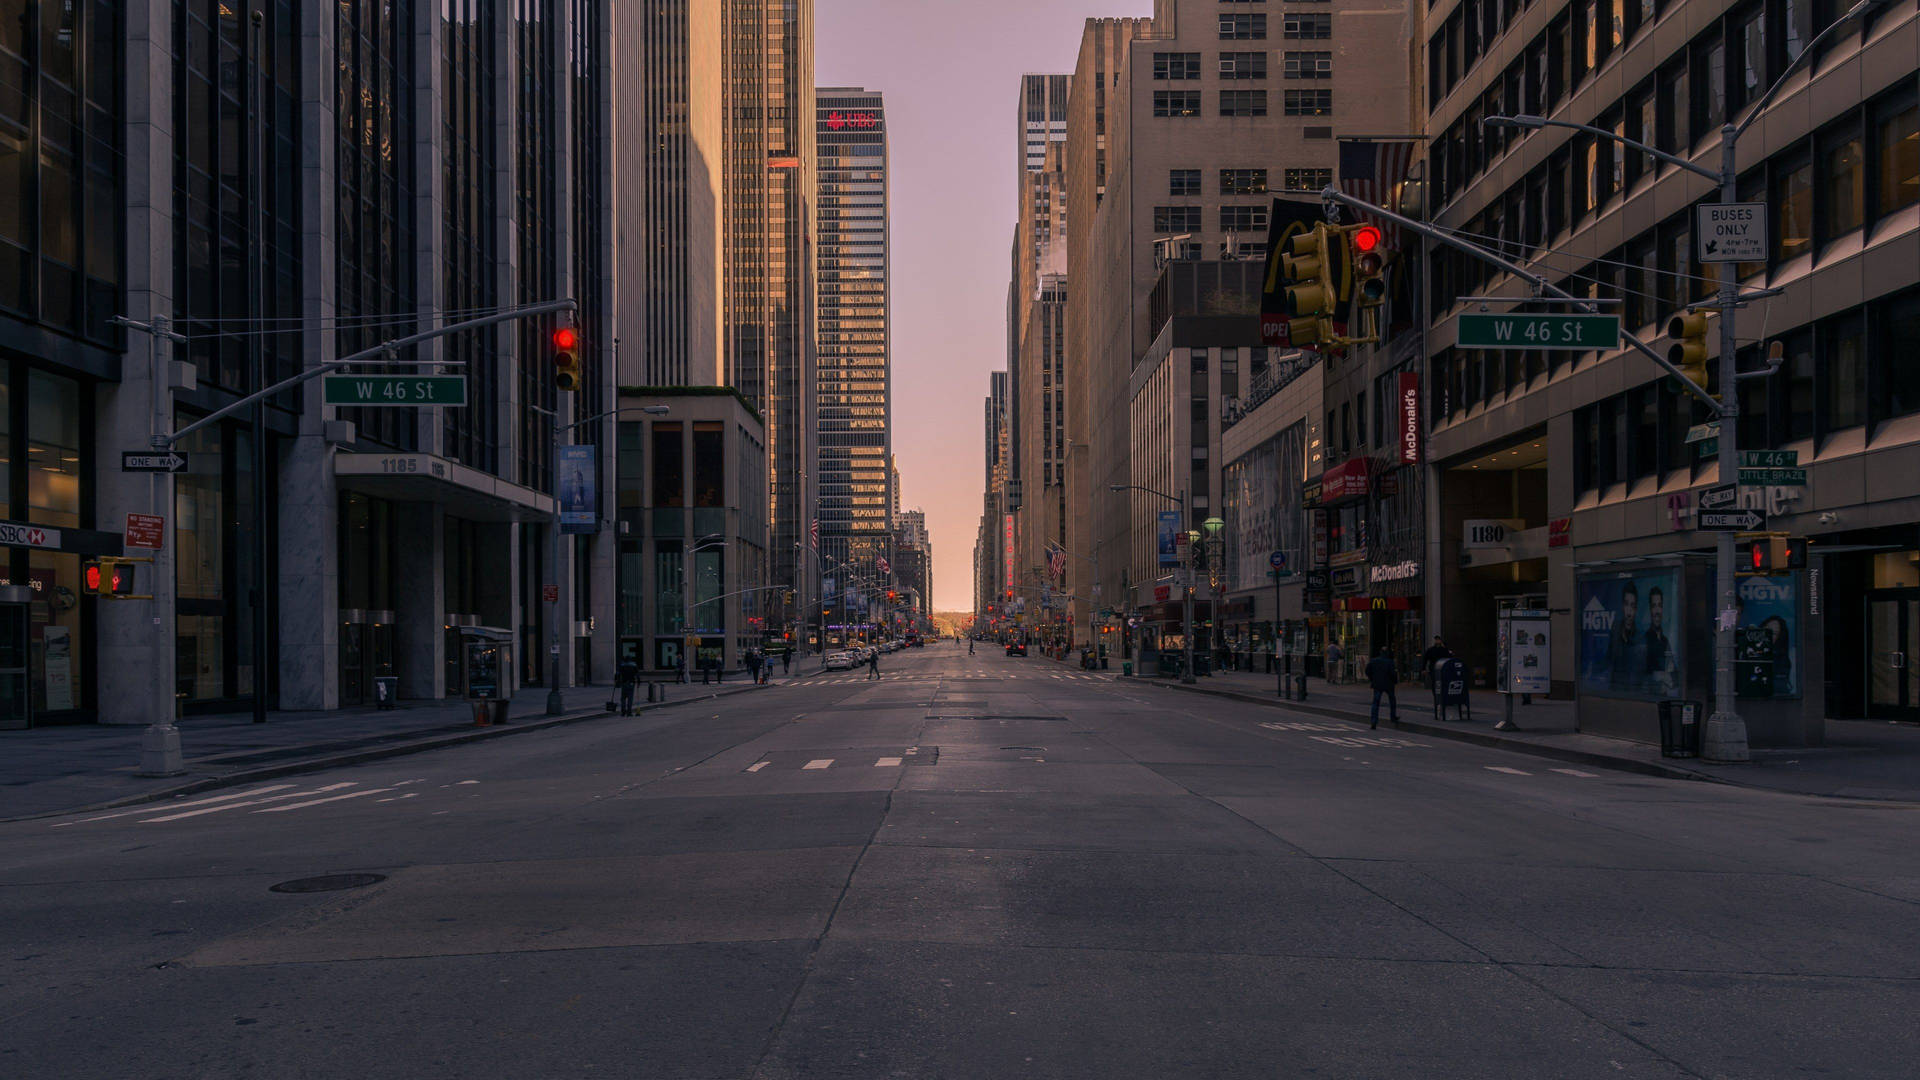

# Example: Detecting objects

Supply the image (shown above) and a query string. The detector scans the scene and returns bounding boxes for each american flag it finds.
[877,555,890,575]
[1047,544,1067,580]
[1337,140,1417,250]
[810,518,819,548]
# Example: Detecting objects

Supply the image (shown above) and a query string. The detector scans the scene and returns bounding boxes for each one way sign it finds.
[1700,508,1766,531]
[121,452,190,473]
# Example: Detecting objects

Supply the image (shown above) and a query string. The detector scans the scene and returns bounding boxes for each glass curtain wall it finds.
[443,0,499,472]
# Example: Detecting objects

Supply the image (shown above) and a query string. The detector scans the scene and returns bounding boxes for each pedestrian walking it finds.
[1366,647,1399,729]
[616,657,639,715]
[1325,639,1344,684]
[676,654,687,684]
[746,651,761,686]
[781,650,791,675]
[867,648,881,680]
[968,638,975,655]
[1420,636,1453,689]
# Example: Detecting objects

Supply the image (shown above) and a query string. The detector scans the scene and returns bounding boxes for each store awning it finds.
[334,452,556,523]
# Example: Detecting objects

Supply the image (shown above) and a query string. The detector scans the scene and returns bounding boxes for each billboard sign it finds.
[1577,567,1681,700]
[558,445,597,534]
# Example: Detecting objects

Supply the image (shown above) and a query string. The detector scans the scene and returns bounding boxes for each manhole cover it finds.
[270,873,387,894]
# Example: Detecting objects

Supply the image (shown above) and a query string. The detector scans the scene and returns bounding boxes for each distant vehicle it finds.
[1005,641,1028,657]
[825,651,856,671]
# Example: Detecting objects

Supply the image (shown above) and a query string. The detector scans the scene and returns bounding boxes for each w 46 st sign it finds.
[1457,313,1620,350]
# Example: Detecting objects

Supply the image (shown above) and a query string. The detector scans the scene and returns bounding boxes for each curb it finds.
[6,683,767,824]
[1121,676,1728,786]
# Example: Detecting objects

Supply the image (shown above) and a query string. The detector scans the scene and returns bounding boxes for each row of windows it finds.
[1431,0,1885,211]
[1153,50,1332,79]
[1152,205,1273,233]
[1564,287,1920,495]
[1218,13,1332,38]
[1430,83,1918,323]
[1172,167,1331,194]
[1152,89,1333,117]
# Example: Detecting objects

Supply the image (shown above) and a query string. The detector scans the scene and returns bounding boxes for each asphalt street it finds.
[4,644,1917,1079]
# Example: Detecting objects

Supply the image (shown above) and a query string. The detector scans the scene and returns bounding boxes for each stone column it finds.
[394,504,445,699]
[95,0,176,727]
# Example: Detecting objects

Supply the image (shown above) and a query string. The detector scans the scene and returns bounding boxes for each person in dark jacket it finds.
[1420,636,1452,688]
[1366,648,1399,729]
[616,658,639,715]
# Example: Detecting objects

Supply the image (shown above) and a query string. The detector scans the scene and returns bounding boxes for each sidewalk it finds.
[1,677,775,822]
[1071,658,1920,802]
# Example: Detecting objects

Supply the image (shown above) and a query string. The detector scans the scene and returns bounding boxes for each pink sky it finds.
[816,0,1152,611]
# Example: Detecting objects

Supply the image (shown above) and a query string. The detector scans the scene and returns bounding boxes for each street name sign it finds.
[122,452,189,473]
[1696,436,1719,458]
[1685,422,1720,444]
[322,375,468,407]
[1698,483,1738,510]
[1740,450,1797,468]
[1700,509,1767,531]
[1697,203,1767,263]
[1457,312,1621,350]
[1738,467,1807,485]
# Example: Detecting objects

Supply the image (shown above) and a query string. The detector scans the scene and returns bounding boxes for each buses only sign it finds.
[1697,203,1767,263]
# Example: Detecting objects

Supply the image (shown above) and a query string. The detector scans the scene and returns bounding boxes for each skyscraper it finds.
[815,89,893,588]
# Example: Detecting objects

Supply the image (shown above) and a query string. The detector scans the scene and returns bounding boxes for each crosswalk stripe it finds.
[1484,766,1532,775]
[59,784,298,826]
[874,756,903,767]
[139,783,358,822]
[254,788,393,813]
[802,758,834,770]
[746,761,769,772]
[1550,767,1599,777]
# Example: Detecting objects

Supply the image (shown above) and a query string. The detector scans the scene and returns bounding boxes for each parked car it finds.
[1005,641,1028,657]
[825,651,855,671]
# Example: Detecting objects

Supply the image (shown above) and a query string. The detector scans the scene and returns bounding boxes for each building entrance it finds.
[1866,589,1920,720]
[0,593,30,729]
[339,609,395,708]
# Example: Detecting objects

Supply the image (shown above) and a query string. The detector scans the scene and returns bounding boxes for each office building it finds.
[815,88,894,588]
[1421,0,1917,743]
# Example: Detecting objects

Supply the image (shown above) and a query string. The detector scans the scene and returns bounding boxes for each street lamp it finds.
[1477,0,1887,761]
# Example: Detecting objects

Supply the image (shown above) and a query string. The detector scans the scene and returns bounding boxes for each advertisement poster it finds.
[1500,612,1551,695]
[1156,511,1181,567]
[1577,567,1682,700]
[43,625,73,711]
[558,445,598,533]
[1736,574,1798,698]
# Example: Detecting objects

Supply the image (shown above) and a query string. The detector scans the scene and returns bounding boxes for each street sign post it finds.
[1457,312,1621,350]
[1696,203,1768,263]
[121,452,189,473]
[1700,509,1767,531]
[322,375,468,407]
[1698,483,1738,510]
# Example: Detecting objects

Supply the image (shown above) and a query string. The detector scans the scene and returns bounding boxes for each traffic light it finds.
[552,325,581,392]
[85,558,137,599]
[1349,224,1387,307]
[886,590,897,602]
[1280,224,1349,346]
[1666,310,1711,395]
[1741,536,1797,575]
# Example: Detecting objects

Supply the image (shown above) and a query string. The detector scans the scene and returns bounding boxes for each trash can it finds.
[1122,660,1133,677]
[372,675,398,710]
[1659,699,1701,758]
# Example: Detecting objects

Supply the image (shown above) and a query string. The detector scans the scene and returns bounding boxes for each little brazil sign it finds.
[322,375,468,407]
[1457,313,1621,350]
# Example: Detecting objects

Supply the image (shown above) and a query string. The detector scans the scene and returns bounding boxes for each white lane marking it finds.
[904,746,918,755]
[375,793,421,802]
[874,756,903,767]
[1551,768,1599,777]
[254,788,393,813]
[139,784,357,822]
[802,759,835,770]
[745,761,769,773]
[57,784,298,826]
[455,780,480,785]
[1485,766,1532,775]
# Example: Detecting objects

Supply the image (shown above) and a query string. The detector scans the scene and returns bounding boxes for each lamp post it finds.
[1477,0,1885,762]
[1203,516,1225,676]
[684,534,727,680]
[1111,482,1193,683]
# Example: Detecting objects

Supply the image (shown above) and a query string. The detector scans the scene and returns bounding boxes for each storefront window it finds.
[26,370,83,715]
[654,541,682,635]
[29,550,81,714]
[27,369,80,526]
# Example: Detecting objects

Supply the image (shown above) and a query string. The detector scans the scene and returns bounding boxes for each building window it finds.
[1220,90,1268,117]
[1170,169,1202,196]
[1283,13,1332,39]
[1283,51,1332,78]
[1220,51,1267,79]
[1221,169,1268,195]
[1153,52,1201,79]
[1221,14,1268,39]
[1821,311,1866,435]
[1871,93,1917,220]
[1772,148,1813,262]
[1153,206,1204,233]
[1819,117,1865,243]
[1284,89,1332,116]
[1283,167,1332,191]
[1153,90,1202,118]
[1221,205,1269,231]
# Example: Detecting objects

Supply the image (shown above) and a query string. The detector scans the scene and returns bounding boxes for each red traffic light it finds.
[1749,543,1765,572]
[1352,225,1383,253]
[552,326,579,350]
[86,564,101,591]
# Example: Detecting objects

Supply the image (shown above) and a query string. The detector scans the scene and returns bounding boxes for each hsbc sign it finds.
[0,521,60,550]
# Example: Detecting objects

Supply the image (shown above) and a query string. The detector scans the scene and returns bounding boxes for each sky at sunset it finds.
[815,0,1153,612]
